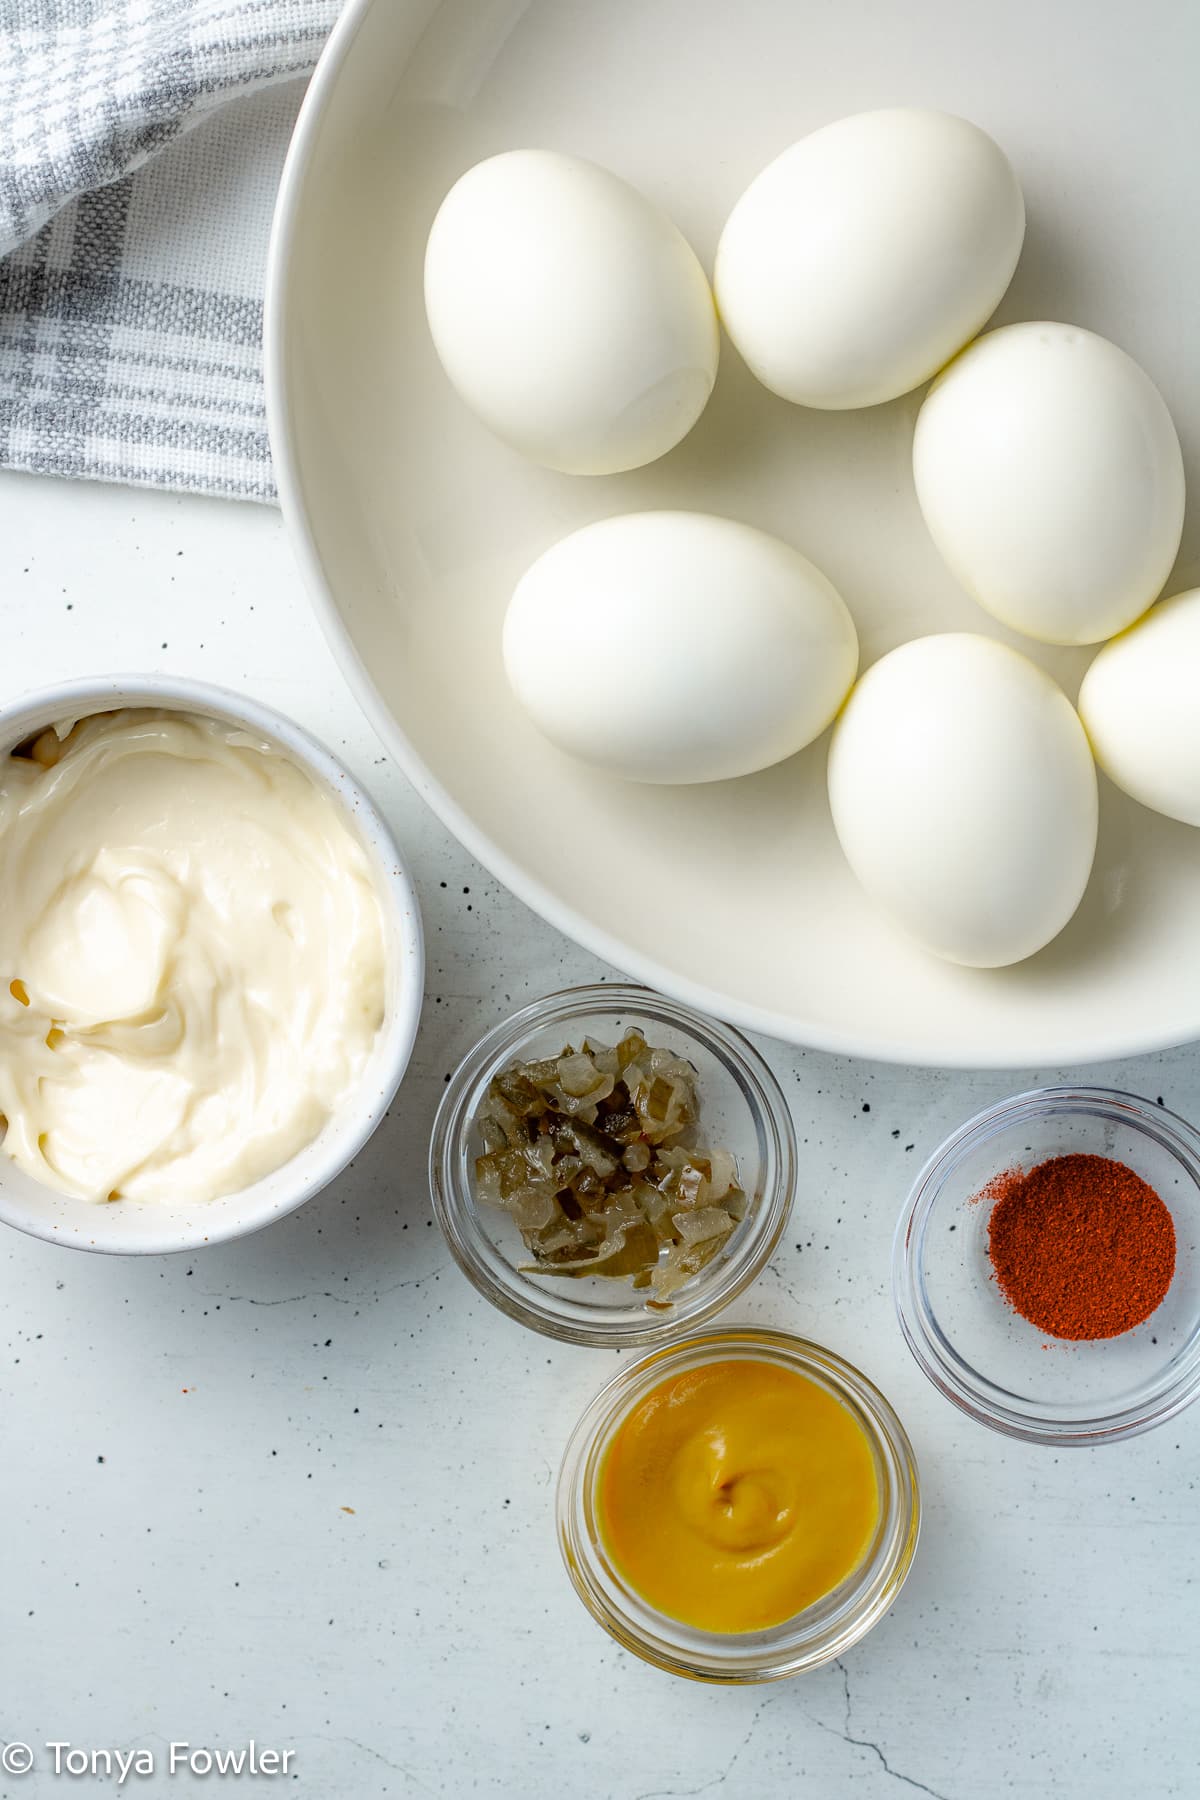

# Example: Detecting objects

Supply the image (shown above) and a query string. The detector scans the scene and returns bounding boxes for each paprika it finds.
[982,1153,1175,1341]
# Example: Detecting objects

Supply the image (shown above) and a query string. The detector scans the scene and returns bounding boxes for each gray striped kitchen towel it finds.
[0,1,342,502]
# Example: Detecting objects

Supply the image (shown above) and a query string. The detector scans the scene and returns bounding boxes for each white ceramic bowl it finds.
[265,0,1200,1068]
[0,676,424,1254]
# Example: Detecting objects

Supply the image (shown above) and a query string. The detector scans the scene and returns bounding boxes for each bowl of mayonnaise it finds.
[0,676,424,1253]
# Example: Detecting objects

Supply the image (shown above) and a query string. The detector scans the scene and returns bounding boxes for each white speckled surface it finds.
[1,470,1196,1798]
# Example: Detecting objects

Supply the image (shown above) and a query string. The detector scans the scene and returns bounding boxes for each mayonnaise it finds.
[0,710,387,1204]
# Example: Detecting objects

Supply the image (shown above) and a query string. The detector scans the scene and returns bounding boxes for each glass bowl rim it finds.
[555,1325,921,1682]
[429,983,797,1346]
[893,1083,1200,1447]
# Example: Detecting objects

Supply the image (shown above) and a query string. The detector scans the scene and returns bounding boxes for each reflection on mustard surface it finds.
[0,710,386,1204]
[598,1358,880,1633]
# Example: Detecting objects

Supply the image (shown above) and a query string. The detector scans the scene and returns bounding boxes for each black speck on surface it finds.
[96,1455,105,1464]
[862,1102,870,1112]
[892,1129,901,1138]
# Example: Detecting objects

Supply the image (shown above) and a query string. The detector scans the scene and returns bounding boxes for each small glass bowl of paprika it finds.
[557,1327,920,1682]
[894,1086,1200,1445]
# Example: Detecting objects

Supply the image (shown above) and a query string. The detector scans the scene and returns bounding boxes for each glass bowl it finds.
[894,1086,1200,1445]
[429,984,795,1346]
[556,1327,920,1682]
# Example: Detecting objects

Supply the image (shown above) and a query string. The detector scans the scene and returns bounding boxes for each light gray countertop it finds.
[1,471,1194,1799]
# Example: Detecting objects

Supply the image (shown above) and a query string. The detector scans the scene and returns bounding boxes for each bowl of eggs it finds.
[265,0,1200,1068]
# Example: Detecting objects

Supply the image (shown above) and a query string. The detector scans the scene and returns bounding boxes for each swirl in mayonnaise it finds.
[0,710,386,1204]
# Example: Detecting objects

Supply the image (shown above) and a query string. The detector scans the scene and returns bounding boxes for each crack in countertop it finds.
[191,1266,447,1307]
[632,1694,783,1799]
[807,1659,953,1800]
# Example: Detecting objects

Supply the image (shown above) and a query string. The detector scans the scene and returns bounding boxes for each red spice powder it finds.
[982,1153,1176,1341]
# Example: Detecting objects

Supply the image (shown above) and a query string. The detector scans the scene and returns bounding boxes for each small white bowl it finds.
[0,676,424,1255]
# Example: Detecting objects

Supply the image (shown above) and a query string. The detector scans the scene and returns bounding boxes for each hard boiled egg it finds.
[914,323,1185,646]
[714,109,1024,410]
[503,512,858,784]
[424,150,719,475]
[828,635,1097,967]
[1079,588,1200,826]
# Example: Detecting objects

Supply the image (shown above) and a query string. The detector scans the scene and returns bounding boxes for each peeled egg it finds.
[914,323,1185,646]
[828,635,1097,967]
[714,109,1024,410]
[1079,588,1200,826]
[503,512,859,784]
[424,150,719,475]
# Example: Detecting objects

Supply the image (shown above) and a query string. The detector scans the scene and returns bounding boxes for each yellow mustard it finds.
[597,1358,880,1633]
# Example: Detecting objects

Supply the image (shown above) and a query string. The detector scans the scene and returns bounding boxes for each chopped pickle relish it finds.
[472,1029,745,1306]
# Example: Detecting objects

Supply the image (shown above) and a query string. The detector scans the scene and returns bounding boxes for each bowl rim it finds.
[263,0,1200,1071]
[428,981,796,1346]
[556,1325,921,1682]
[893,1083,1200,1445]
[0,673,425,1256]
